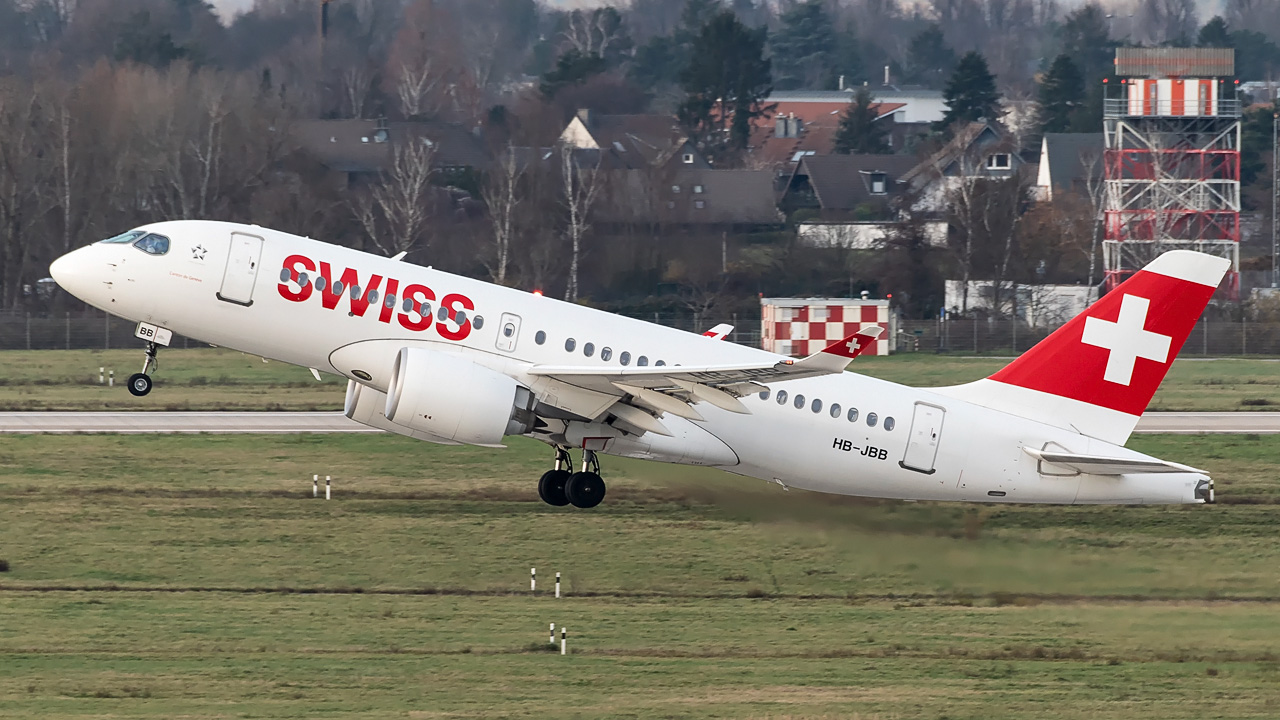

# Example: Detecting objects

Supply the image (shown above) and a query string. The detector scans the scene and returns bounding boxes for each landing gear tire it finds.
[127,373,153,397]
[565,471,606,509]
[538,469,571,506]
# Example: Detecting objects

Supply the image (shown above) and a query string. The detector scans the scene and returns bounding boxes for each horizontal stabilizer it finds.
[1024,447,1205,476]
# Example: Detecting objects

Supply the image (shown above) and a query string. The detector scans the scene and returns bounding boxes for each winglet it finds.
[796,326,884,373]
[702,323,734,340]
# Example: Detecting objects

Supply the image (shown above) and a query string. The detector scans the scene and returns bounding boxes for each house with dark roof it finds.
[294,118,491,190]
[899,122,1028,212]
[599,168,783,229]
[781,153,946,249]
[781,154,918,219]
[1036,133,1104,202]
[558,109,709,171]
[746,97,905,172]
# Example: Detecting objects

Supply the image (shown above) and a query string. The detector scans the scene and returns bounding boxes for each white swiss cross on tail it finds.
[1080,294,1172,386]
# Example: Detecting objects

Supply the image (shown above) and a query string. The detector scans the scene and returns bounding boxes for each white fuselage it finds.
[50,221,1209,505]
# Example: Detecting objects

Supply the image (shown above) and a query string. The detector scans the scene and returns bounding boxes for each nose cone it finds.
[49,247,98,302]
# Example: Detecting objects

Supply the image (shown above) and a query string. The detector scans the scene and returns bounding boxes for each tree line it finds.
[0,0,1277,319]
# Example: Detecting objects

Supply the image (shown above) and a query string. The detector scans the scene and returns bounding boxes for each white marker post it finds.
[555,572,561,599]
[549,622,555,645]
[325,475,331,500]
[560,627,567,655]
[313,474,318,498]
[530,567,536,592]
[99,367,104,384]
[108,370,114,387]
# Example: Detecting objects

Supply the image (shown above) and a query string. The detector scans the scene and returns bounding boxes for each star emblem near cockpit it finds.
[192,244,207,260]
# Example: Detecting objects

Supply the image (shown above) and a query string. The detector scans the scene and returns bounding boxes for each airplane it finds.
[49,220,1226,508]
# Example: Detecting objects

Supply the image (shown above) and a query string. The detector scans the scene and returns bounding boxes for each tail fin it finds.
[935,250,1228,444]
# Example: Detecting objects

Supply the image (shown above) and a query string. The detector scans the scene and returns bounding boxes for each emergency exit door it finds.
[218,232,264,306]
[900,402,945,474]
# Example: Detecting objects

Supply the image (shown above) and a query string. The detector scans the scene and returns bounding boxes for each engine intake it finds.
[385,347,535,446]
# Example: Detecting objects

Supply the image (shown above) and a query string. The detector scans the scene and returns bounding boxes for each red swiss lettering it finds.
[378,278,400,324]
[319,262,383,317]
[436,293,474,341]
[397,284,436,332]
[278,254,316,302]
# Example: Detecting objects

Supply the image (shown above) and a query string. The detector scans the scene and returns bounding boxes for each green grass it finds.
[1,433,1279,717]
[4,349,1280,411]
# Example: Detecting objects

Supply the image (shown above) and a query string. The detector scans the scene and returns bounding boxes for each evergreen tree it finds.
[679,9,772,159]
[939,51,1000,130]
[631,0,725,88]
[1038,54,1084,134]
[1197,16,1232,47]
[770,0,834,90]
[903,24,957,87]
[833,86,889,154]
[827,24,865,89]
[539,50,607,99]
[1060,3,1115,82]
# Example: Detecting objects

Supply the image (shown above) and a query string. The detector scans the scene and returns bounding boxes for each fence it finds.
[12,309,1280,357]
[894,318,1280,357]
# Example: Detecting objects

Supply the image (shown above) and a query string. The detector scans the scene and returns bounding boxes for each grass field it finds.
[5,348,1280,412]
[1,433,1279,718]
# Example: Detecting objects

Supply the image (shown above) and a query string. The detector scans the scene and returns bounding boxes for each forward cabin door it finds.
[900,402,945,474]
[218,232,264,306]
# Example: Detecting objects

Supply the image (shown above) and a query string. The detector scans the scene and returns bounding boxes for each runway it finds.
[0,411,1276,434]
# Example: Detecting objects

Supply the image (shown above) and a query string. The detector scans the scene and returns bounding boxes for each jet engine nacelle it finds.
[385,347,535,447]
[344,380,461,445]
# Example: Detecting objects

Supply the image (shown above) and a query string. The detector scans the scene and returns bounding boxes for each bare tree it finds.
[559,144,601,303]
[357,139,437,257]
[394,58,443,119]
[562,7,626,59]
[0,79,52,306]
[481,144,523,285]
[340,66,373,119]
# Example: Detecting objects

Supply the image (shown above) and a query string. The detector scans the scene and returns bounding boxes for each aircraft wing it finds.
[529,327,883,418]
[1024,447,1206,475]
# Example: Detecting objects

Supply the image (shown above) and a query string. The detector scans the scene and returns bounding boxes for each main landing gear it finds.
[126,341,159,397]
[538,446,607,509]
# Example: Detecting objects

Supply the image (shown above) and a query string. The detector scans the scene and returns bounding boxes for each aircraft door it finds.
[495,312,521,352]
[218,232,264,306]
[900,402,945,474]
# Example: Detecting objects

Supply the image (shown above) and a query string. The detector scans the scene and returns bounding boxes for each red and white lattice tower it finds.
[1104,48,1241,299]
[761,298,893,357]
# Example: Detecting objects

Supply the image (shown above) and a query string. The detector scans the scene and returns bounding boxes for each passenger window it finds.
[352,285,362,299]
[420,302,432,317]
[384,294,396,309]
[565,338,576,352]
[584,342,595,357]
[811,398,822,413]
[867,412,878,427]
[316,276,328,292]
[332,281,345,296]
[884,416,896,431]
[473,315,484,329]
[847,408,859,422]
[133,233,170,255]
[368,289,379,305]
[793,394,805,409]
[535,331,546,345]
[297,272,309,287]
[637,356,649,366]
[455,311,467,326]
[437,306,448,321]
[278,268,290,282]
[402,298,414,312]
[601,347,612,361]
[776,390,788,405]
[620,351,631,365]
[830,403,841,418]
[759,389,771,401]
[655,360,666,366]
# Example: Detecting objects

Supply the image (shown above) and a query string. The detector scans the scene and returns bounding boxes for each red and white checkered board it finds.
[768,304,889,356]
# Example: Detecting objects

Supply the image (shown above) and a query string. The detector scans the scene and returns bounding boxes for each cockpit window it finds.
[101,230,145,244]
[133,233,170,255]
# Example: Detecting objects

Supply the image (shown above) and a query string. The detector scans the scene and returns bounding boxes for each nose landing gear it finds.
[126,341,159,397]
[538,446,607,509]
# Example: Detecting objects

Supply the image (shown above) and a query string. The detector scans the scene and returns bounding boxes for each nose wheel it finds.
[538,446,606,509]
[127,342,159,397]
